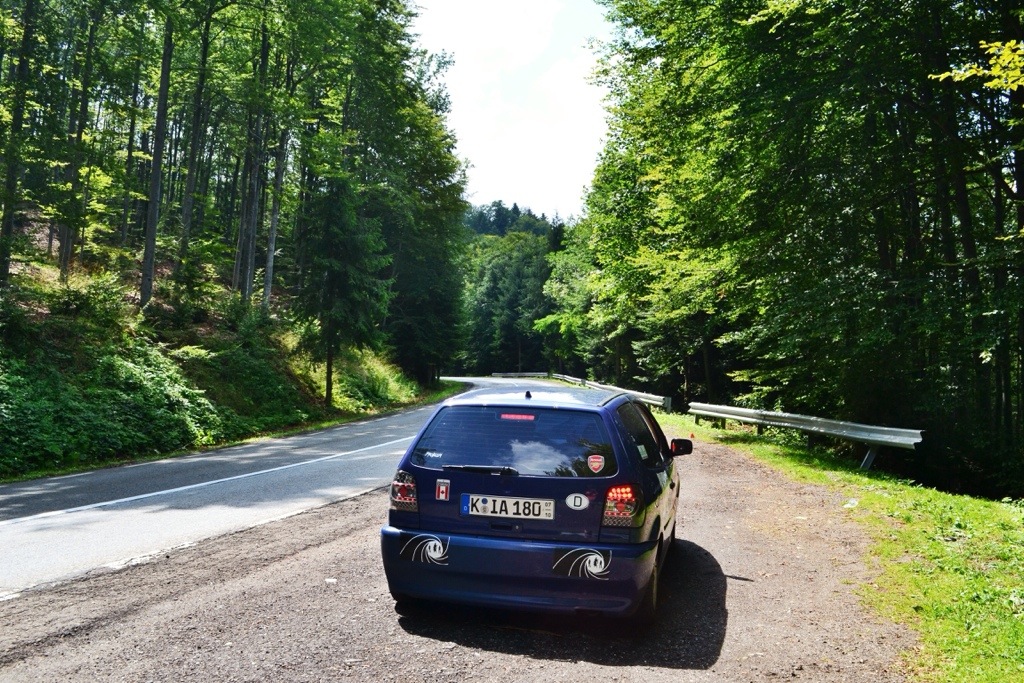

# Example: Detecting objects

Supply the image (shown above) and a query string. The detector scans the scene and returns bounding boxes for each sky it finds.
[411,0,614,221]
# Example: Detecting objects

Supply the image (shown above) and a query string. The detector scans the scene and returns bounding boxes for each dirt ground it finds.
[0,437,914,682]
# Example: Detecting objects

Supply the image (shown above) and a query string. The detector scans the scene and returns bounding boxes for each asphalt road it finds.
[0,424,913,682]
[0,377,540,598]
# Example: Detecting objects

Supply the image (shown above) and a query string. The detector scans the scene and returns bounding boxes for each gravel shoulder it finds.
[0,438,914,682]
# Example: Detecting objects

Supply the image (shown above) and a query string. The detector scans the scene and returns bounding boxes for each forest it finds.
[539,0,1024,497]
[0,0,466,477]
[3,0,1024,498]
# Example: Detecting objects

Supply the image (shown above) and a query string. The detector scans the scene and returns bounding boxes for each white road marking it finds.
[0,436,413,527]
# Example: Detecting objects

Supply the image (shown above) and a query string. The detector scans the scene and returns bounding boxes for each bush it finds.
[0,340,222,477]
[175,336,318,440]
[163,259,221,326]
[0,284,32,350]
[333,349,418,411]
[45,273,133,336]
[0,269,416,481]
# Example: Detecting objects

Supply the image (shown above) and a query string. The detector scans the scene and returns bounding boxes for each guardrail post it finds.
[860,445,879,470]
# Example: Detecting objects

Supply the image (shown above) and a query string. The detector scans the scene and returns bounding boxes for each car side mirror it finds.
[670,438,693,456]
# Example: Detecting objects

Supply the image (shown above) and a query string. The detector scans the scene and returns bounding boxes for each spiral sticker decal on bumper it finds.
[400,534,450,565]
[552,548,611,579]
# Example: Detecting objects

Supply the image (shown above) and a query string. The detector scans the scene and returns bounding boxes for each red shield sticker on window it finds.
[587,454,605,473]
[436,479,451,501]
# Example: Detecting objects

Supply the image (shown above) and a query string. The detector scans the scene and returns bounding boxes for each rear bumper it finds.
[380,525,657,616]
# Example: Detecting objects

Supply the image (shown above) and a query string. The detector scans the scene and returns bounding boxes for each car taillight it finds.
[602,484,642,527]
[390,470,418,512]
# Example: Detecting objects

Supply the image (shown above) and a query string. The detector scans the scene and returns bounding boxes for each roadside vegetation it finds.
[528,1,1024,500]
[3,0,1020,674]
[0,262,453,483]
[662,413,1024,683]
[0,0,468,482]
[5,0,1024,504]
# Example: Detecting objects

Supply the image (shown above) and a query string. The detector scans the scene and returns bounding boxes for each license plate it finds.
[460,494,554,520]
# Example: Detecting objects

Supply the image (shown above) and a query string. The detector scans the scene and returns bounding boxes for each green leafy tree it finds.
[569,0,1024,494]
[296,174,391,407]
[0,0,469,424]
[462,230,552,374]
[0,0,40,285]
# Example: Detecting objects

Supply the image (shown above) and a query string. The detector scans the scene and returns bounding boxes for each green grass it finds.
[660,413,1024,683]
[0,268,465,484]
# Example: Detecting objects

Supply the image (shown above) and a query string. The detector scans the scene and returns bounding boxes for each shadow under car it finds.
[395,539,728,671]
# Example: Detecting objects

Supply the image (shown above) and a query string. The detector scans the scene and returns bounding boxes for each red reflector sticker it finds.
[587,454,605,473]
[500,413,536,421]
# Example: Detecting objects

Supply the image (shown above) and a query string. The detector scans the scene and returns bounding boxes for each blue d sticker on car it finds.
[552,548,610,579]
[400,534,449,565]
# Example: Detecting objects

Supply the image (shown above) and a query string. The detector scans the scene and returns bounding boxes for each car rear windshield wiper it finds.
[442,464,520,476]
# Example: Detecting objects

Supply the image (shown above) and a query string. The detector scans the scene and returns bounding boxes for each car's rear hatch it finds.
[403,404,620,542]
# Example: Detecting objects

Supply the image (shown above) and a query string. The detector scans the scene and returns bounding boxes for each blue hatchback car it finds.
[380,385,692,622]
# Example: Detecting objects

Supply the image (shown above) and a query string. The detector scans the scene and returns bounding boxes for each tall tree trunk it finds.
[294,153,313,294]
[176,3,215,270]
[196,108,219,232]
[0,0,40,285]
[922,11,989,426]
[223,154,241,243]
[237,9,270,302]
[164,112,182,209]
[140,16,173,307]
[232,138,253,291]
[136,123,151,237]
[120,42,142,245]
[262,126,288,312]
[176,7,215,269]
[325,335,333,405]
[60,0,105,279]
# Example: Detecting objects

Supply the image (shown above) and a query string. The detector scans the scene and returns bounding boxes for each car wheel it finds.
[631,561,659,627]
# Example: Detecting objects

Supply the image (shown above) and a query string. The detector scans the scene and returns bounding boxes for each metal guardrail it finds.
[688,402,923,469]
[487,376,919,470]
[490,373,672,412]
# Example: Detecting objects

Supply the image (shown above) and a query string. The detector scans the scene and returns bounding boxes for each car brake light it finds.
[500,413,535,421]
[602,483,642,527]
[390,470,418,512]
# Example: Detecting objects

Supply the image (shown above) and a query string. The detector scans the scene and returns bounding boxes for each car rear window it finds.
[409,405,617,477]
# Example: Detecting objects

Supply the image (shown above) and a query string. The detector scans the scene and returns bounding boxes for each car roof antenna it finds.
[525,391,532,399]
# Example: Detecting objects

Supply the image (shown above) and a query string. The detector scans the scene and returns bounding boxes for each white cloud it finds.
[412,0,611,219]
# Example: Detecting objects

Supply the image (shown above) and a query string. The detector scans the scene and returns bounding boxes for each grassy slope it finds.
[660,413,1024,683]
[0,269,458,482]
